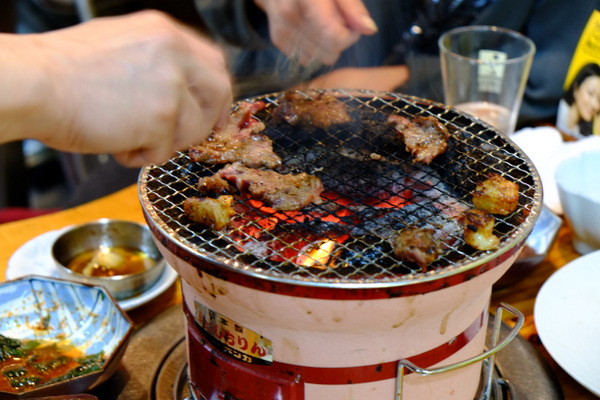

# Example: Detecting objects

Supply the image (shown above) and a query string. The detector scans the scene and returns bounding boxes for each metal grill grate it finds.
[139,90,542,287]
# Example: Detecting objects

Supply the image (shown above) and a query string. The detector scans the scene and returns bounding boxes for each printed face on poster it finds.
[556,10,600,139]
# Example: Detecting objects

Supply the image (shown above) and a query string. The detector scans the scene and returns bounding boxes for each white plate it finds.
[534,250,600,396]
[7,228,178,311]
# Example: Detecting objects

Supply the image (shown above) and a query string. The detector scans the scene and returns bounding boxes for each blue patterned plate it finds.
[0,275,133,398]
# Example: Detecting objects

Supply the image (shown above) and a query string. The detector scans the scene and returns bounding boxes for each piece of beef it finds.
[184,195,236,230]
[272,90,351,130]
[189,101,282,169]
[387,114,450,165]
[472,173,519,216]
[197,174,235,196]
[463,209,500,251]
[200,162,324,211]
[393,226,445,271]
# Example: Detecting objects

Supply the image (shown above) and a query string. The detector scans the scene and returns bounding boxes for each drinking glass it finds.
[438,26,535,135]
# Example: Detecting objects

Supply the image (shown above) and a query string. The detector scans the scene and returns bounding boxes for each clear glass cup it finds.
[438,26,536,135]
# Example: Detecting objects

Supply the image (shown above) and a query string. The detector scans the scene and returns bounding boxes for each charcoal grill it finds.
[138,89,542,400]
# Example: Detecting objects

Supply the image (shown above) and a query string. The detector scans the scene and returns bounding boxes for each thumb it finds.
[335,0,378,35]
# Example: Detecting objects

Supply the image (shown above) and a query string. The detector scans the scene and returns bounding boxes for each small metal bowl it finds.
[0,275,133,398]
[52,219,165,300]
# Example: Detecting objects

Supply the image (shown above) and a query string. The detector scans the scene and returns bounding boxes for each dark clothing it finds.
[17,0,205,33]
[195,0,600,126]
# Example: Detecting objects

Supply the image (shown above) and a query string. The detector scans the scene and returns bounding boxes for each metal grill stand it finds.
[138,90,545,400]
[396,303,523,400]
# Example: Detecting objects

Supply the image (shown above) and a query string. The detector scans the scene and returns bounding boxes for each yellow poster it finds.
[556,10,600,139]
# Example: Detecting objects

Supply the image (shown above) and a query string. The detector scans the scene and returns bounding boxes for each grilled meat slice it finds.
[273,90,351,130]
[393,226,444,271]
[200,162,324,211]
[197,174,236,196]
[184,195,236,230]
[472,173,519,215]
[387,115,450,165]
[463,209,500,251]
[189,101,282,169]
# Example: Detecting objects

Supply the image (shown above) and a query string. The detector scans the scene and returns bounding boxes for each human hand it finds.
[23,10,233,167]
[253,0,377,66]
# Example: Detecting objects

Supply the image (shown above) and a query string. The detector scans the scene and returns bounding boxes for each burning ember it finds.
[296,239,338,269]
[223,169,468,272]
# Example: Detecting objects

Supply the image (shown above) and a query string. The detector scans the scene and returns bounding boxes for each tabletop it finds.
[0,185,182,326]
[0,184,594,399]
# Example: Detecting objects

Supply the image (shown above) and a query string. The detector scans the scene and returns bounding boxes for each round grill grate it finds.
[139,90,542,288]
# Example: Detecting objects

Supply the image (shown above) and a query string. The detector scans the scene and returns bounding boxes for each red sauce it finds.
[0,336,104,393]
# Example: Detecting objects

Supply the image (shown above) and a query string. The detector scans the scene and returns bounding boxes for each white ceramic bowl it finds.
[555,151,600,254]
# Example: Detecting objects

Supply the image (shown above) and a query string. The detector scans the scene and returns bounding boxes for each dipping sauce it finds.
[0,335,104,393]
[67,246,157,277]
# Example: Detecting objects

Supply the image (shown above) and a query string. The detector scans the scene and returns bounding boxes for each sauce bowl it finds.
[52,219,165,300]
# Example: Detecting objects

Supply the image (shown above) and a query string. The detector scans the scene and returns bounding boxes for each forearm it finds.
[301,65,410,92]
[0,11,234,167]
[0,33,56,145]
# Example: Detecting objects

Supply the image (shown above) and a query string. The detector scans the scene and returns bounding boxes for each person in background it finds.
[0,10,232,168]
[252,0,378,67]
[195,0,600,128]
[557,62,600,138]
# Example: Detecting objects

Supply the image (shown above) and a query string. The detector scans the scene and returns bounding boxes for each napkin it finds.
[510,127,600,214]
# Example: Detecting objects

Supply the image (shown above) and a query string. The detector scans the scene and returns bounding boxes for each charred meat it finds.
[393,226,445,271]
[184,195,236,230]
[463,209,500,251]
[387,115,450,165]
[197,174,236,196]
[199,162,324,211]
[189,101,282,169]
[273,90,351,130]
[472,173,519,216]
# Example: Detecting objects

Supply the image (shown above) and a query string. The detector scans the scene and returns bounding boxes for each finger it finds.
[297,30,359,65]
[113,100,180,167]
[297,40,341,66]
[296,47,317,67]
[335,0,378,35]
[172,24,229,71]
[113,150,151,168]
[280,22,350,66]
[113,146,176,168]
[132,143,177,167]
[266,1,306,54]
[214,98,232,130]
[184,61,233,136]
[113,93,200,168]
[171,86,229,151]
[268,2,354,64]
[300,0,354,45]
[297,2,362,58]
[272,27,300,59]
[174,25,233,129]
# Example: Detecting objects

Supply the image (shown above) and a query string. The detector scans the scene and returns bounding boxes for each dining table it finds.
[0,183,595,400]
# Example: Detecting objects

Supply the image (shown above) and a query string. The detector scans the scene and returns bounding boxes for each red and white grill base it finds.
[158,240,522,400]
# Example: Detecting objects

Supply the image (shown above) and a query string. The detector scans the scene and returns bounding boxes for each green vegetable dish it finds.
[0,334,105,393]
